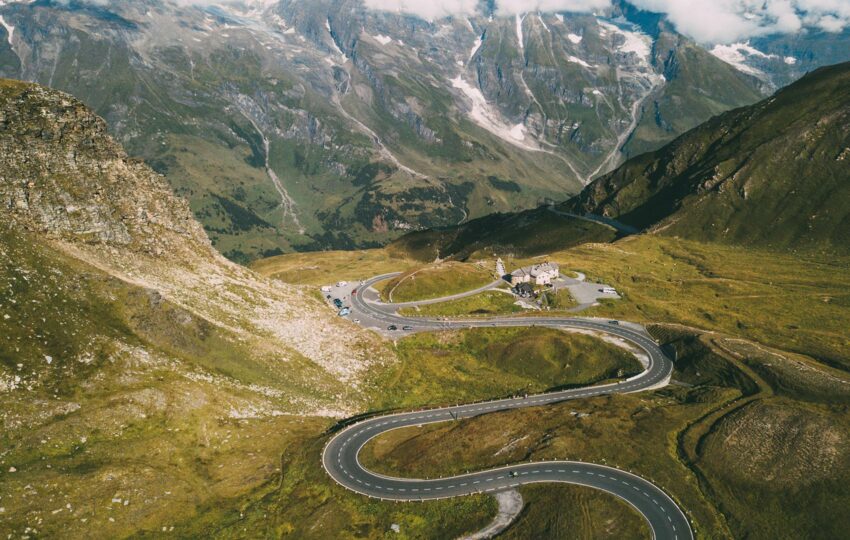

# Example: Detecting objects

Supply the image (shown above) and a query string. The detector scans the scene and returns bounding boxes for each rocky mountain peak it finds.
[0,79,211,258]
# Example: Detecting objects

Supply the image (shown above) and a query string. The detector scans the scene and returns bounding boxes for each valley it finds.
[0,0,794,260]
[1,2,849,539]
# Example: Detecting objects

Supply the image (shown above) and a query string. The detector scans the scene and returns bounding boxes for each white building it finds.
[510,262,560,286]
[530,262,559,285]
[510,268,531,286]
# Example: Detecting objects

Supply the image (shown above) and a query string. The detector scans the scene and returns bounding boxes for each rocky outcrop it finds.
[0,79,210,258]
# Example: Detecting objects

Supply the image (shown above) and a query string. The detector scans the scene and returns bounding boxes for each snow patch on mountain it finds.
[0,14,13,47]
[710,41,777,75]
[326,17,348,61]
[516,13,525,49]
[451,75,531,146]
[567,32,583,44]
[469,35,483,62]
[568,55,593,68]
[373,34,392,45]
[537,13,550,33]
[598,20,652,62]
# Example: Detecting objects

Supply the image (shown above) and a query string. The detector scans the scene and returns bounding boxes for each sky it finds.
[363,0,850,43]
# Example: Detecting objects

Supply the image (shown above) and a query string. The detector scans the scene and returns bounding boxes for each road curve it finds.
[323,274,693,540]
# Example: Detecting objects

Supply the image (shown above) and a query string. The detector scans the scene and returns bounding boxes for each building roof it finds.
[530,262,559,276]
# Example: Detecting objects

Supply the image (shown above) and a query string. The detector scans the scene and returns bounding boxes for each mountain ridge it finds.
[563,61,850,255]
[387,61,850,260]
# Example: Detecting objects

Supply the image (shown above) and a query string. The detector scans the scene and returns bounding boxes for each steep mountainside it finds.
[0,0,772,260]
[0,77,393,417]
[563,62,850,254]
[0,77,402,535]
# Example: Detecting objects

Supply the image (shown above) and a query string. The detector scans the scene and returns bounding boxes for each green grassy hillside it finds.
[566,61,850,255]
[358,325,850,539]
[369,328,642,410]
[380,261,494,302]
[389,207,618,261]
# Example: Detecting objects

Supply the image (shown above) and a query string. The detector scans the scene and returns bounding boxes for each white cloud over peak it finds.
[3,0,848,44]
[495,0,610,16]
[363,0,609,20]
[362,0,849,42]
[630,0,850,43]
[362,0,478,20]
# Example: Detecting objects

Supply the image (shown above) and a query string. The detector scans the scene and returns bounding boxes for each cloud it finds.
[362,0,609,20]
[629,0,850,43]
[7,0,848,43]
[362,0,479,20]
[495,0,610,16]
[361,0,849,41]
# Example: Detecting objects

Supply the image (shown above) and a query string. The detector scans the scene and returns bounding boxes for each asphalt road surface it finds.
[323,274,693,540]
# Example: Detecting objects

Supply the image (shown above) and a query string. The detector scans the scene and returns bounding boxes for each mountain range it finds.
[3,0,846,261]
[392,61,850,259]
[563,61,850,254]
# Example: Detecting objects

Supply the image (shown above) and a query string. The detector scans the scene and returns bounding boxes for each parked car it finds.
[608,320,619,325]
[387,325,398,331]
[402,325,413,331]
[333,298,343,308]
[338,307,351,317]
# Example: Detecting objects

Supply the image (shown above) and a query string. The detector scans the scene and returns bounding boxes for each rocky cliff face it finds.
[0,80,209,257]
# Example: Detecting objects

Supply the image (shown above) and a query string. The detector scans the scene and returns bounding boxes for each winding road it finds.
[322,274,693,540]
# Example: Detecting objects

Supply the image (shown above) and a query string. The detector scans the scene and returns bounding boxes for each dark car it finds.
[508,470,518,478]
[402,325,413,331]
[608,320,620,325]
[333,298,343,308]
[387,325,398,331]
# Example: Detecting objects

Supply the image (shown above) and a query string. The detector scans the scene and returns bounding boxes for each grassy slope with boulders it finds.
[565,61,850,255]
[0,78,496,539]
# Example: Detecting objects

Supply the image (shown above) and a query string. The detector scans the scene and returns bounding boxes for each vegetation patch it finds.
[502,485,650,539]
[381,261,495,303]
[367,327,643,411]
[543,235,850,371]
[400,290,524,317]
[251,248,416,286]
[358,325,850,538]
